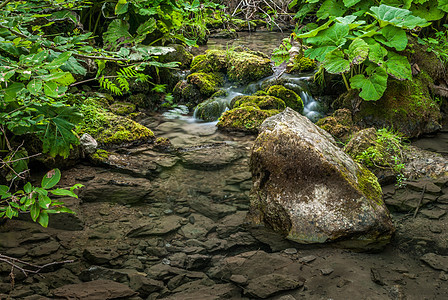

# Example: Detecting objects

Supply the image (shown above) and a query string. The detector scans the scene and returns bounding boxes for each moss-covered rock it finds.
[266,85,303,112]
[77,99,154,147]
[187,72,225,96]
[316,109,358,143]
[344,128,407,184]
[217,106,280,133]
[336,72,442,138]
[190,49,273,84]
[233,95,286,111]
[89,149,111,164]
[195,97,228,122]
[109,102,136,115]
[287,56,317,73]
[160,44,193,69]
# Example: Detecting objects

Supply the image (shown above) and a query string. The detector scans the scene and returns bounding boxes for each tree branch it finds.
[0,254,74,277]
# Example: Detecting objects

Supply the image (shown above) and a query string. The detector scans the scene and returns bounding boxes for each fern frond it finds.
[117,73,130,92]
[99,76,122,95]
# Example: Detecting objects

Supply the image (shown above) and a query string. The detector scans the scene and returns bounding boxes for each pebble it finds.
[162,258,171,265]
[164,209,173,215]
[299,255,317,263]
[284,248,298,255]
[320,268,334,275]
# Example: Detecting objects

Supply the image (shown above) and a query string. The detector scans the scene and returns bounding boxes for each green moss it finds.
[109,102,136,115]
[316,108,355,143]
[343,71,441,138]
[287,56,317,73]
[191,54,213,73]
[233,95,286,111]
[77,99,154,146]
[90,149,111,163]
[356,166,383,206]
[187,72,225,96]
[266,85,303,112]
[217,106,280,133]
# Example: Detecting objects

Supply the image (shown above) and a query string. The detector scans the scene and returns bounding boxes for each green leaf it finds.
[438,0,448,12]
[137,18,157,36]
[412,2,444,21]
[343,0,362,7]
[45,52,72,69]
[380,0,412,9]
[6,206,14,219]
[43,81,59,98]
[50,188,78,198]
[350,65,388,101]
[347,38,369,65]
[41,169,61,189]
[38,193,52,209]
[37,210,49,227]
[27,79,43,95]
[2,83,25,101]
[316,0,347,20]
[297,20,333,38]
[384,52,412,80]
[375,25,408,51]
[368,4,430,29]
[368,43,388,64]
[323,50,350,74]
[115,0,128,15]
[24,182,33,193]
[30,203,40,222]
[61,57,87,76]
[103,19,132,46]
[305,46,338,62]
[305,23,350,61]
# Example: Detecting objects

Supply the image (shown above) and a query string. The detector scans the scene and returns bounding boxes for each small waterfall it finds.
[192,72,325,123]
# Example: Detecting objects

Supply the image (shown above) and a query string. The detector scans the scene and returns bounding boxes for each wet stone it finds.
[127,215,183,238]
[83,247,119,265]
[181,143,243,170]
[178,214,216,239]
[420,253,448,272]
[188,196,237,221]
[299,255,317,264]
[52,279,137,299]
[28,241,60,257]
[420,208,446,219]
[284,248,298,255]
[321,268,334,275]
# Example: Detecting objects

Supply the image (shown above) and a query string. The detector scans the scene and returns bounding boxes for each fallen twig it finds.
[413,184,426,218]
[0,254,74,278]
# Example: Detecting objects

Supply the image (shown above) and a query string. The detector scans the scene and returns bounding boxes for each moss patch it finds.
[266,85,303,112]
[356,165,383,206]
[316,108,357,143]
[76,98,154,147]
[195,97,228,122]
[187,72,225,96]
[287,56,317,73]
[109,102,136,115]
[217,106,280,133]
[233,95,286,111]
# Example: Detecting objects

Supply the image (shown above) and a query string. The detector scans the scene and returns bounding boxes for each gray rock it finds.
[298,255,316,264]
[165,281,241,300]
[246,273,304,298]
[249,108,395,249]
[80,172,152,204]
[83,247,119,265]
[127,215,184,237]
[188,196,237,221]
[128,273,164,297]
[420,208,446,219]
[181,143,243,170]
[421,253,448,271]
[52,279,137,299]
[79,266,131,283]
[47,197,84,231]
[80,133,98,154]
[28,241,60,257]
[179,214,216,239]
[185,254,211,270]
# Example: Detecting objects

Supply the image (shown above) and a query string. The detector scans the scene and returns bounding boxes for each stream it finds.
[0,32,447,299]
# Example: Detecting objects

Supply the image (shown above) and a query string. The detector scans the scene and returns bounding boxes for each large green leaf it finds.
[368,43,388,64]
[43,81,58,97]
[45,52,72,69]
[27,79,43,95]
[343,0,362,7]
[438,0,448,12]
[384,52,412,80]
[3,82,25,101]
[380,0,412,9]
[137,18,157,36]
[375,25,408,51]
[316,0,347,20]
[103,19,132,46]
[412,2,445,21]
[347,38,369,65]
[323,50,350,74]
[369,4,430,29]
[115,0,128,15]
[350,65,388,101]
[297,20,333,38]
[304,45,338,61]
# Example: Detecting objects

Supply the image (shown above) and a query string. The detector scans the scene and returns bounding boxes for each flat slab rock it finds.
[421,253,448,272]
[249,108,394,249]
[181,143,243,170]
[127,215,184,237]
[52,279,137,299]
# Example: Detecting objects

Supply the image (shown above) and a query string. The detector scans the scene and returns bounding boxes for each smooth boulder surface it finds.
[249,108,395,249]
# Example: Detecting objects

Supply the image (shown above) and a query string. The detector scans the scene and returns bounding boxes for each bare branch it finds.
[0,254,74,277]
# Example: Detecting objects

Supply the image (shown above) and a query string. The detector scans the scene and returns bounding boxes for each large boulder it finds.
[248,108,395,250]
